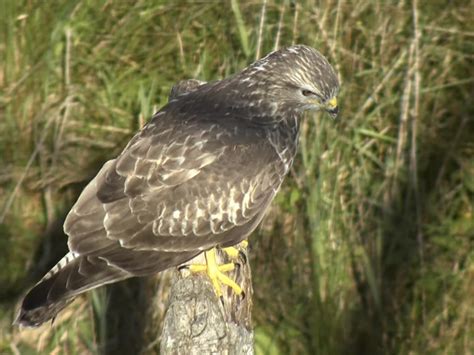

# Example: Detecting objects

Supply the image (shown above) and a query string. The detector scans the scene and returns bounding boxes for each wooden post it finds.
[160,248,254,354]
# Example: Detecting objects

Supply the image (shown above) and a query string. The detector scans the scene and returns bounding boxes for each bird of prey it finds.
[16,45,339,327]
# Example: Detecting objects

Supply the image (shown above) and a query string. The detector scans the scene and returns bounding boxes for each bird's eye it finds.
[301,89,314,97]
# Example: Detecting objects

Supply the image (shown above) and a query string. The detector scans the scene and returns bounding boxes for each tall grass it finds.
[1,1,472,354]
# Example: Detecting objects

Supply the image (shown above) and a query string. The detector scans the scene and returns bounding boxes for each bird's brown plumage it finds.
[16,45,339,327]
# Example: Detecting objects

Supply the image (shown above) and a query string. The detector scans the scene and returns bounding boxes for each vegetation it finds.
[1,0,472,354]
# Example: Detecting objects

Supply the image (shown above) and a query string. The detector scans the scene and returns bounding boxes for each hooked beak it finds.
[326,97,338,119]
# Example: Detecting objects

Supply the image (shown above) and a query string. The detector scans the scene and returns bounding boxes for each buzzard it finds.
[16,45,339,327]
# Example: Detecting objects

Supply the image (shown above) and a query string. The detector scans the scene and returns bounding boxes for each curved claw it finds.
[177,265,189,272]
[238,250,247,264]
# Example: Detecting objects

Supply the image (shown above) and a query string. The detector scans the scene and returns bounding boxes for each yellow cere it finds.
[327,97,338,109]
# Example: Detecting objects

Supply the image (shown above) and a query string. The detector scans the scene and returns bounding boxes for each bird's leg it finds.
[188,248,243,298]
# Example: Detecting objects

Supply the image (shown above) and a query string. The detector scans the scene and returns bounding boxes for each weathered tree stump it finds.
[160,247,253,355]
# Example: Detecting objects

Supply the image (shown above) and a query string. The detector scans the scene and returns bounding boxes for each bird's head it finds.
[242,45,340,119]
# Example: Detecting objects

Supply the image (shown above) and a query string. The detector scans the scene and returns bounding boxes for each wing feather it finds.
[65,110,288,276]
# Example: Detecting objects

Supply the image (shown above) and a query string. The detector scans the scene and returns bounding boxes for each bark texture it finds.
[160,247,254,355]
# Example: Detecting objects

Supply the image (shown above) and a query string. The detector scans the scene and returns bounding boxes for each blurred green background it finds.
[1,0,473,354]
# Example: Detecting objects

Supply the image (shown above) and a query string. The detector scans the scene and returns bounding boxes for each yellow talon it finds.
[222,240,249,260]
[189,248,243,297]
[222,246,240,259]
[188,264,207,272]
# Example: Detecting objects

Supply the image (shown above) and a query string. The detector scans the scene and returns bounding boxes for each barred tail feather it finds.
[15,253,130,327]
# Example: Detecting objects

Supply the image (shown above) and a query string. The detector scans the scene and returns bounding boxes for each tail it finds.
[15,252,130,327]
